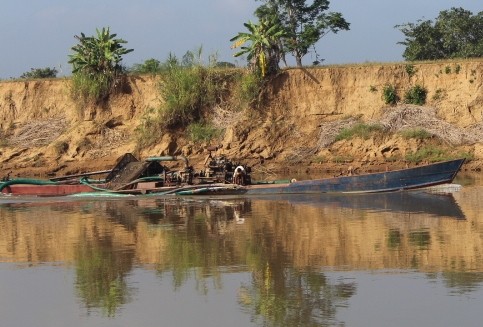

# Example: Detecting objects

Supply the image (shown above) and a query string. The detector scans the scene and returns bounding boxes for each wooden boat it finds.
[0,152,465,197]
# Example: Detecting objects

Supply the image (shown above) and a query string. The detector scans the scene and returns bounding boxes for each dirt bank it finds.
[0,60,482,178]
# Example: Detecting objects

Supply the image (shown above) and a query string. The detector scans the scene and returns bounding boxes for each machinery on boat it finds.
[0,146,465,197]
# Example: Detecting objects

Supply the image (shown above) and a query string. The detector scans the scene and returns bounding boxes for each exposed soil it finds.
[0,60,482,179]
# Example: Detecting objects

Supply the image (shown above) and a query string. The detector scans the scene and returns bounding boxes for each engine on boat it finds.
[195,154,251,185]
[107,150,252,190]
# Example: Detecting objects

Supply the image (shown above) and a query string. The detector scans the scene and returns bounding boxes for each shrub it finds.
[187,122,222,143]
[69,27,133,104]
[129,58,162,75]
[237,71,262,105]
[157,50,239,129]
[71,72,112,104]
[432,88,445,101]
[405,146,448,163]
[405,64,417,77]
[404,85,427,105]
[159,64,205,128]
[53,141,69,155]
[20,67,58,79]
[134,107,162,148]
[382,84,398,105]
[335,123,384,141]
[400,128,432,140]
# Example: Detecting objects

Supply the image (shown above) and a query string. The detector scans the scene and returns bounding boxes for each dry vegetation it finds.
[7,118,68,147]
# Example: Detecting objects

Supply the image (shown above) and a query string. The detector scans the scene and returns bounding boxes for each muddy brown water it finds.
[1,174,482,327]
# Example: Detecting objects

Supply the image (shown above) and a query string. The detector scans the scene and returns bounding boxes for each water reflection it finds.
[74,227,134,317]
[0,186,482,325]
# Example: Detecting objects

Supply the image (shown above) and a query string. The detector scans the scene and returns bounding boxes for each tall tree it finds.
[396,7,483,61]
[255,0,350,67]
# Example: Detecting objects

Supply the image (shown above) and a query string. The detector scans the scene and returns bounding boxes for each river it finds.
[1,175,482,327]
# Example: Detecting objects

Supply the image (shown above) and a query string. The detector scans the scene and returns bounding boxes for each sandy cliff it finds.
[0,60,482,177]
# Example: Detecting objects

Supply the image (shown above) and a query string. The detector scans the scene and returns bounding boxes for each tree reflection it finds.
[148,198,357,325]
[75,232,134,317]
[155,200,249,292]
[239,266,355,327]
[240,229,356,327]
[437,271,483,295]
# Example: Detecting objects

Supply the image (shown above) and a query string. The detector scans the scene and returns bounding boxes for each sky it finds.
[0,1,481,79]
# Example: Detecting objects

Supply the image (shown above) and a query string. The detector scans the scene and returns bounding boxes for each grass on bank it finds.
[335,123,385,141]
[135,54,262,149]
[400,128,433,140]
[405,146,473,163]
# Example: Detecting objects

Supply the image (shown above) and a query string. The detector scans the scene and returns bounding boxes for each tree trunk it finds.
[295,55,303,67]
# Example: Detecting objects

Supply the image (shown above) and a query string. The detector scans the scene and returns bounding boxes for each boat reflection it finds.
[0,188,474,323]
[257,190,465,219]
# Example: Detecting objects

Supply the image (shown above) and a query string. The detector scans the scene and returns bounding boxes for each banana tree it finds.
[230,18,286,76]
[69,27,133,102]
[69,27,133,76]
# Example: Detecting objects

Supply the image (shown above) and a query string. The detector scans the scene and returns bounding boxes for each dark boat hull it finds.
[174,159,465,196]
[1,159,465,197]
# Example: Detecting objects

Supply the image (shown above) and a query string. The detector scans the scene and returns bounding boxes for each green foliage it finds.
[335,123,384,141]
[405,146,449,163]
[432,88,445,101]
[187,122,223,143]
[404,85,427,105]
[68,27,133,103]
[445,66,451,74]
[134,49,262,149]
[71,71,112,104]
[387,229,402,249]
[236,71,263,105]
[396,7,483,61]
[129,58,161,75]
[157,49,235,129]
[159,63,205,128]
[134,107,162,149]
[230,17,286,76]
[20,67,58,79]
[405,64,417,77]
[254,0,350,67]
[400,128,432,140]
[382,84,398,105]
[332,154,354,163]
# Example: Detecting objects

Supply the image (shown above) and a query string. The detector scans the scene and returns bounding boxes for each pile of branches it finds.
[283,105,483,163]
[378,105,481,145]
[8,118,69,147]
[313,105,483,150]
[90,127,129,158]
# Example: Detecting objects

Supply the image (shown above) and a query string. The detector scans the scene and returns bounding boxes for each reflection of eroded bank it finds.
[247,188,482,272]
[0,189,482,273]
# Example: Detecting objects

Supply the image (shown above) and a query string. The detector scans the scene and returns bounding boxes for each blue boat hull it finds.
[176,159,465,196]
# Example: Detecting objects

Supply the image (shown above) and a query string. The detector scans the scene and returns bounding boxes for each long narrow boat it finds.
[175,158,465,196]
[0,154,465,197]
